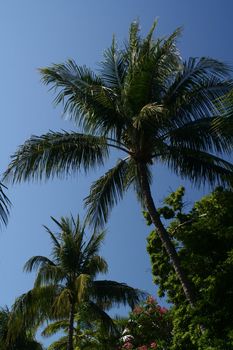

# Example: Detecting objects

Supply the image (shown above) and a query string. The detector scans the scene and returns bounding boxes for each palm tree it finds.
[15,215,143,350]
[4,21,233,306]
[0,306,43,350]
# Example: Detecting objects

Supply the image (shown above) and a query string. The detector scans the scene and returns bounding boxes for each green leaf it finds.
[4,132,108,183]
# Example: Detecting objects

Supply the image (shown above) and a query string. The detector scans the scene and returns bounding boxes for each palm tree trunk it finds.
[139,163,196,307]
[67,300,75,350]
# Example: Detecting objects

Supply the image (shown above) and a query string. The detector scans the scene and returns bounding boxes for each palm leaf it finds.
[167,57,231,99]
[170,82,233,130]
[100,36,127,89]
[12,286,59,327]
[41,320,69,337]
[24,256,56,273]
[124,25,181,114]
[84,159,130,228]
[83,301,116,335]
[44,223,61,250]
[164,116,233,154]
[133,102,165,129]
[148,26,182,100]
[74,274,91,303]
[82,255,108,277]
[4,131,108,183]
[164,58,233,125]
[52,289,71,317]
[34,264,65,288]
[47,336,67,350]
[81,231,106,267]
[0,183,10,226]
[161,145,233,187]
[40,61,127,137]
[90,280,146,310]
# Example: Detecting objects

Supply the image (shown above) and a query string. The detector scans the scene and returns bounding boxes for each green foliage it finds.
[163,186,185,213]
[0,307,43,350]
[147,187,233,349]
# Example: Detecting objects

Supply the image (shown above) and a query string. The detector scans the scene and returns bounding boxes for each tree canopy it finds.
[147,187,233,349]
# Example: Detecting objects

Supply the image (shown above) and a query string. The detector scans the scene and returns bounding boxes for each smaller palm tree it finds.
[16,215,144,350]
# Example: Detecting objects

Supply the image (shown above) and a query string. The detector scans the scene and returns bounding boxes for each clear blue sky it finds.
[0,0,233,346]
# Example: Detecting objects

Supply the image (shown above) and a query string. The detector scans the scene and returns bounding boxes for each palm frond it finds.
[4,131,108,183]
[74,274,91,303]
[168,57,231,98]
[161,145,233,187]
[83,301,116,335]
[52,289,71,317]
[34,264,65,288]
[81,230,106,267]
[40,61,128,137]
[44,223,61,250]
[41,320,69,337]
[149,26,182,100]
[59,230,83,273]
[90,280,146,310]
[133,102,166,132]
[164,116,233,154]
[100,36,127,89]
[24,256,56,273]
[0,307,11,342]
[83,255,108,277]
[128,20,141,68]
[164,58,233,125]
[84,159,130,228]
[47,336,67,350]
[12,286,60,328]
[124,25,182,115]
[173,83,233,130]
[0,183,10,226]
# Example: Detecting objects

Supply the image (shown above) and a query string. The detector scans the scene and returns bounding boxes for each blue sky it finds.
[0,0,233,346]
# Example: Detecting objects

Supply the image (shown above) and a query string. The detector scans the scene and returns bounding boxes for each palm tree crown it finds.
[4,21,233,305]
[4,21,233,225]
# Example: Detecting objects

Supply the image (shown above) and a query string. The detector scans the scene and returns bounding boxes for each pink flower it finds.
[150,342,157,348]
[157,305,168,314]
[123,342,133,349]
[138,346,148,350]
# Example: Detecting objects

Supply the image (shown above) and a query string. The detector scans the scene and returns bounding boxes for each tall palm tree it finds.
[0,306,43,350]
[4,21,233,306]
[15,215,143,350]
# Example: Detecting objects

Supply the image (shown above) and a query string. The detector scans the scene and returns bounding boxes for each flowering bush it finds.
[121,342,158,350]
[119,296,172,350]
